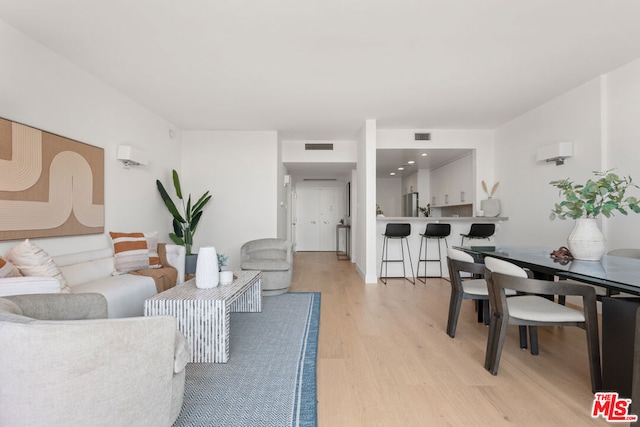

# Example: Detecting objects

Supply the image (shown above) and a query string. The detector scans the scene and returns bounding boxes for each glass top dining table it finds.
[455,245,640,296]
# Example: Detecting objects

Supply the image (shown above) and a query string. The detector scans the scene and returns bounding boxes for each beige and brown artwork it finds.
[0,118,104,241]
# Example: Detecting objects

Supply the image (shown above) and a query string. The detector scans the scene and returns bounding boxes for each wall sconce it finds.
[117,145,148,168]
[536,141,573,166]
[284,174,291,187]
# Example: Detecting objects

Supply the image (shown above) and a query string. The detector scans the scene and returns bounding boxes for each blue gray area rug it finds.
[173,292,320,427]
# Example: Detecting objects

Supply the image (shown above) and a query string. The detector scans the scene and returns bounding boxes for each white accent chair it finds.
[0,292,190,426]
[484,256,602,393]
[241,238,293,296]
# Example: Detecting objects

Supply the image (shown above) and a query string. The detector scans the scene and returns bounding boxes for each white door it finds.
[296,187,342,251]
[319,189,339,251]
[296,188,321,251]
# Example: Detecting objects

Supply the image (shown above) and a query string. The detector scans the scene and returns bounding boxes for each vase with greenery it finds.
[549,170,640,260]
[156,169,212,256]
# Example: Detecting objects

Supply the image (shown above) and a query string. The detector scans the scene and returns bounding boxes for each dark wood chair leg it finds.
[519,326,528,349]
[446,291,463,338]
[489,316,509,375]
[529,326,539,355]
[482,300,490,325]
[485,313,498,371]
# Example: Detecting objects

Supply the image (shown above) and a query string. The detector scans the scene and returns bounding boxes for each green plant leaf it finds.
[157,180,186,223]
[172,170,183,200]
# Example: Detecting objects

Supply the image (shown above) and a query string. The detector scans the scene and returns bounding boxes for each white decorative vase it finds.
[195,246,220,289]
[567,218,606,261]
[481,198,501,217]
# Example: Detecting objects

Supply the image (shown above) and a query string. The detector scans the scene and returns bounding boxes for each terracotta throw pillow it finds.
[4,239,70,292]
[109,232,150,274]
[0,257,20,278]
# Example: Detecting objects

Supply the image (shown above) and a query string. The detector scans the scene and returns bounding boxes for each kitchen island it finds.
[376,216,508,279]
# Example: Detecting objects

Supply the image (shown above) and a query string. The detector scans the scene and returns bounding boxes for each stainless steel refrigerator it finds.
[402,192,419,217]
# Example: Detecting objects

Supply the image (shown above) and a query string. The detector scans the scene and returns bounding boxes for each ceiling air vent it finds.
[414,133,431,141]
[305,143,334,150]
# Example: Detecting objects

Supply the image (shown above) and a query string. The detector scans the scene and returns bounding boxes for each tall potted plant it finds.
[157,170,212,272]
[549,170,640,260]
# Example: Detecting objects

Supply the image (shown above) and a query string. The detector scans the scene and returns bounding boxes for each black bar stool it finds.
[460,223,495,246]
[380,223,415,284]
[417,223,451,282]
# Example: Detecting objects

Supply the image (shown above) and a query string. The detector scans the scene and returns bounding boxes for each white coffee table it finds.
[144,270,262,363]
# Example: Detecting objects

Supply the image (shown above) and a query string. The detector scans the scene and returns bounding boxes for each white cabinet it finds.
[429,153,473,207]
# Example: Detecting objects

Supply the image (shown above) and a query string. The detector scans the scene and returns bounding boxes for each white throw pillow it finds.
[4,240,70,292]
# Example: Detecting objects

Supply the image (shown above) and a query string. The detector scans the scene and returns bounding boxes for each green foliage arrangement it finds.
[217,253,228,270]
[549,170,640,220]
[156,170,212,255]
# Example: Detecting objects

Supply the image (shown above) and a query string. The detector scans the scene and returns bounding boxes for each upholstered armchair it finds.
[241,238,293,296]
[0,293,190,427]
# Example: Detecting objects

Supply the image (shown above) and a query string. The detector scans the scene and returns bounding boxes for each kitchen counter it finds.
[377,216,508,222]
[376,216,508,279]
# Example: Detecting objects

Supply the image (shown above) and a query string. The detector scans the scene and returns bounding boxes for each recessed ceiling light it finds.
[389,172,396,176]
[407,160,415,164]
[421,153,428,157]
[398,167,404,171]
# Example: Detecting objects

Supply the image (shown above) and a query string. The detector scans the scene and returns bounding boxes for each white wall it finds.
[376,178,402,217]
[281,139,357,165]
[0,20,181,256]
[356,120,378,283]
[180,131,278,271]
[494,78,605,247]
[605,58,640,249]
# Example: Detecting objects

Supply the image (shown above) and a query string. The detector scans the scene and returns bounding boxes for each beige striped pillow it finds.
[4,239,70,292]
[109,232,150,274]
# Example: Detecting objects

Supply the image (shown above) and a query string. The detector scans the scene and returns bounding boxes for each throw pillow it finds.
[109,232,150,274]
[145,231,162,269]
[4,239,70,292]
[0,257,20,278]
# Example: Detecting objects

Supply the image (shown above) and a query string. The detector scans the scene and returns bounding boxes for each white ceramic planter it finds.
[567,218,606,261]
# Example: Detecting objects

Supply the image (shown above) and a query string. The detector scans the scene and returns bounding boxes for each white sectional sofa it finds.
[0,245,185,318]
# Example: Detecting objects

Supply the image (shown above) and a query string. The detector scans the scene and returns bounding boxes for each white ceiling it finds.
[2,1,640,178]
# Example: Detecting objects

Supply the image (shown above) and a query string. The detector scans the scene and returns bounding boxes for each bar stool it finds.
[380,223,415,284]
[460,223,495,246]
[417,223,451,282]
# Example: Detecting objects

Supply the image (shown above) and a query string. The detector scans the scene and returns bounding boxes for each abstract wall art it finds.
[0,117,104,241]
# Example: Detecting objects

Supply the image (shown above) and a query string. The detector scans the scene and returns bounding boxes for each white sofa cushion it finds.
[72,274,157,318]
[0,276,61,297]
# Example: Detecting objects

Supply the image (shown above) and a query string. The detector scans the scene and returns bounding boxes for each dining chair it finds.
[446,248,519,338]
[484,261,602,393]
[445,248,490,337]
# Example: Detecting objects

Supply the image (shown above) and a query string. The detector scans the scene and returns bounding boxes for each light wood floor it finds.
[289,252,609,427]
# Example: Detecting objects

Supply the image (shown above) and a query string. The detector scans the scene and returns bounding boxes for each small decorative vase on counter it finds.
[480,197,501,217]
[195,246,220,289]
[567,218,606,261]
